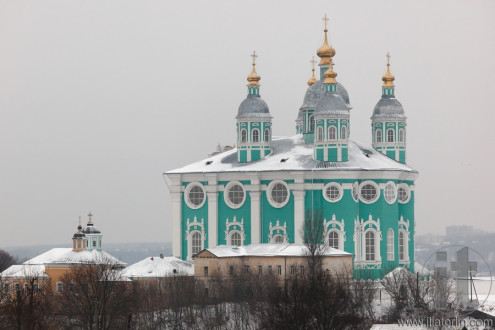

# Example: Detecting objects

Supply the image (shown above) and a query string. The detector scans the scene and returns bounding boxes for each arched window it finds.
[309,115,315,132]
[328,231,339,249]
[365,231,375,261]
[252,129,259,142]
[264,129,270,142]
[316,127,323,141]
[399,231,405,262]
[387,129,394,142]
[328,126,336,140]
[341,126,347,139]
[399,129,405,143]
[376,129,382,143]
[273,235,284,243]
[230,231,242,246]
[387,229,394,261]
[191,232,202,255]
[241,129,247,143]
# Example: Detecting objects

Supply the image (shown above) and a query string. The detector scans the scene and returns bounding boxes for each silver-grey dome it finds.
[236,94,272,119]
[371,96,406,119]
[300,80,351,110]
[296,109,303,122]
[314,92,349,116]
[82,225,101,234]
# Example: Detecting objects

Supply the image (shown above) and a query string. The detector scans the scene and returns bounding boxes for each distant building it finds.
[193,243,352,280]
[1,214,125,294]
[164,19,418,278]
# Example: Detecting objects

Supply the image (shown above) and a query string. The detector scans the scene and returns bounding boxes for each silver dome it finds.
[371,96,406,119]
[300,80,351,110]
[236,94,272,119]
[314,92,349,116]
[296,109,303,122]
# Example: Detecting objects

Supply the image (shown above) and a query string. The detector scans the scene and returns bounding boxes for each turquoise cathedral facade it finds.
[165,23,418,278]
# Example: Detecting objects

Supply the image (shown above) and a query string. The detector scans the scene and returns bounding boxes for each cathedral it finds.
[164,19,418,277]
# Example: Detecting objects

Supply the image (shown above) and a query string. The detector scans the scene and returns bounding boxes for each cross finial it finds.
[88,212,93,220]
[310,56,317,71]
[386,52,391,66]
[78,216,82,226]
[250,50,258,66]
[322,14,329,31]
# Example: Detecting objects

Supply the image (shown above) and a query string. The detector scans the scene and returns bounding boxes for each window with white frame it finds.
[264,128,270,142]
[191,232,202,255]
[360,181,380,203]
[384,182,397,204]
[225,181,245,208]
[387,129,394,142]
[268,181,290,207]
[277,265,282,275]
[399,231,405,262]
[252,129,260,142]
[365,231,375,261]
[230,231,242,246]
[387,229,394,261]
[258,265,262,275]
[309,115,315,132]
[328,126,336,140]
[397,184,410,203]
[323,182,343,202]
[328,231,339,249]
[352,182,359,202]
[376,129,382,143]
[341,126,347,139]
[316,126,323,141]
[399,129,405,143]
[185,183,206,209]
[241,129,247,143]
[273,235,284,243]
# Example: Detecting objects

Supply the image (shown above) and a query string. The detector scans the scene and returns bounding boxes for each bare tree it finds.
[56,257,131,330]
[0,250,18,273]
[300,208,328,276]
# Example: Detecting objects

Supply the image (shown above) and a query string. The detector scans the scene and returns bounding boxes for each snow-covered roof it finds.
[166,135,417,175]
[123,256,194,278]
[196,243,351,258]
[414,261,432,275]
[1,264,48,278]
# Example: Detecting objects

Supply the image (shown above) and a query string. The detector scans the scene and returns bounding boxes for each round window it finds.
[359,181,379,203]
[268,181,290,208]
[352,182,359,202]
[397,184,410,203]
[384,182,397,204]
[224,181,246,209]
[323,183,343,203]
[185,183,206,209]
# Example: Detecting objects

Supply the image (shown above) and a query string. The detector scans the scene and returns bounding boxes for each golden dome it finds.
[307,56,317,86]
[247,51,261,86]
[323,64,337,84]
[382,52,395,87]
[317,14,336,66]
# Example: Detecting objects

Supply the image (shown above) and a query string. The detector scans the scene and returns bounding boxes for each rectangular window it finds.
[33,283,38,293]
[387,230,395,261]
[204,267,208,277]
[277,265,282,275]
[229,266,234,276]
[258,265,262,275]
[14,283,20,293]
[300,265,305,275]
[267,266,272,275]
[290,266,295,275]
[92,240,96,247]
[3,283,9,294]
[24,283,29,291]
[243,265,249,275]
[56,282,63,293]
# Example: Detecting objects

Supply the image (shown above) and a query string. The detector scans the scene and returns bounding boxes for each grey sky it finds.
[1,0,494,247]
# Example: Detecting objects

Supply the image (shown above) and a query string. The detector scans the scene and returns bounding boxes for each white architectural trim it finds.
[322,182,343,203]
[293,190,305,244]
[397,183,411,204]
[323,214,346,251]
[383,181,397,204]
[354,215,382,268]
[224,216,245,246]
[223,181,246,209]
[185,216,206,260]
[268,220,288,243]
[267,180,290,208]
[398,216,410,264]
[184,182,206,209]
[359,181,380,204]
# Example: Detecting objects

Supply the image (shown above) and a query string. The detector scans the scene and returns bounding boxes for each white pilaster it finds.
[205,174,218,249]
[293,190,306,244]
[248,173,261,244]
[169,175,182,258]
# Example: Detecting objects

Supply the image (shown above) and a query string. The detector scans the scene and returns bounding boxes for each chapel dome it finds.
[314,92,349,116]
[236,94,272,119]
[300,80,350,110]
[371,96,406,119]
[82,224,101,234]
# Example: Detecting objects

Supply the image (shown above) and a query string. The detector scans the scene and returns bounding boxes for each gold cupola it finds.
[382,52,395,87]
[323,64,337,85]
[317,14,336,66]
[247,50,261,87]
[307,56,317,86]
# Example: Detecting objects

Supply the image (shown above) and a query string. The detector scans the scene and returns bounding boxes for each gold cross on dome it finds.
[250,51,258,66]
[310,56,317,70]
[322,14,329,30]
[78,216,82,226]
[88,212,93,220]
[386,52,391,65]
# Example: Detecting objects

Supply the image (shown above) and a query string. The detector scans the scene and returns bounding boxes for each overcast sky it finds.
[1,0,494,248]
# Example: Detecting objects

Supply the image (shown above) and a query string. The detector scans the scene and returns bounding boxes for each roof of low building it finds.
[166,135,417,175]
[123,256,194,278]
[195,243,352,258]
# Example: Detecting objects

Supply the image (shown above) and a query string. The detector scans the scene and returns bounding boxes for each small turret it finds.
[72,217,87,252]
[236,51,272,163]
[371,53,407,163]
[82,212,103,251]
